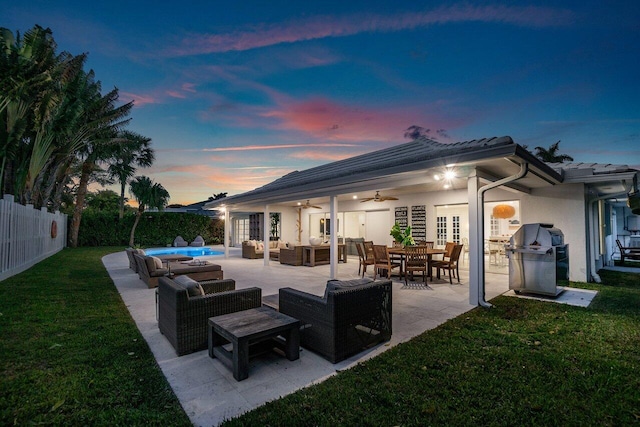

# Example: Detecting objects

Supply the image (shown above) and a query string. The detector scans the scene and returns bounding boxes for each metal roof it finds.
[205,136,567,209]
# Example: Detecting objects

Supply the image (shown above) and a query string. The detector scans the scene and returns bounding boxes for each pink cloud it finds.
[261,97,455,143]
[203,143,359,152]
[120,91,159,106]
[166,5,574,56]
[166,90,187,99]
[288,150,365,161]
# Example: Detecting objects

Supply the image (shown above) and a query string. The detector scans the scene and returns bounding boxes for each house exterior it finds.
[204,136,639,306]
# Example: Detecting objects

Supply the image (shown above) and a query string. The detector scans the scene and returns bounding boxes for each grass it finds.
[223,270,640,426]
[0,247,191,426]
[1,248,639,426]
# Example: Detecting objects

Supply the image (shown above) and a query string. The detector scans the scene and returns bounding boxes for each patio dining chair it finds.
[404,245,430,288]
[432,244,464,284]
[356,242,375,277]
[373,245,401,279]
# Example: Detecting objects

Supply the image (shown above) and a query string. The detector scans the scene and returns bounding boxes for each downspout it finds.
[477,162,529,308]
[588,198,603,283]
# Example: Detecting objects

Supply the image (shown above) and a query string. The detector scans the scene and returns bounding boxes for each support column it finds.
[223,208,230,258]
[263,205,270,266]
[468,170,481,306]
[330,195,338,279]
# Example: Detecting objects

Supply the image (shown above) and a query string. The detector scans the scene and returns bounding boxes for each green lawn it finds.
[1,248,639,426]
[0,247,191,426]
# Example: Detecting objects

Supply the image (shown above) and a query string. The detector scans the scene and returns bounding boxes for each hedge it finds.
[74,211,223,247]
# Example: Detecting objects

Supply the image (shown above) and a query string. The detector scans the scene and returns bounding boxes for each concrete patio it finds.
[103,247,509,426]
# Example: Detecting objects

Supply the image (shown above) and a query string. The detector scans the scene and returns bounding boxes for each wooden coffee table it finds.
[208,307,300,381]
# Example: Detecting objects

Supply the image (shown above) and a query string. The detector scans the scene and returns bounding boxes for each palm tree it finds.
[68,86,134,247]
[128,176,170,247]
[106,130,154,219]
[534,141,574,163]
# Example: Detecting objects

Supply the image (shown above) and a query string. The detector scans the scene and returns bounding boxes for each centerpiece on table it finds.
[390,222,415,247]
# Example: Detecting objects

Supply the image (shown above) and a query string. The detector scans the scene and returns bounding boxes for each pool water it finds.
[144,247,223,257]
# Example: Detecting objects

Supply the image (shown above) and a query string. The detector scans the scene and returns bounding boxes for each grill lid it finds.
[510,223,564,248]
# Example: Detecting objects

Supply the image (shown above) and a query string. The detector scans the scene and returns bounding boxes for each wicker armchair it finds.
[279,279,392,363]
[279,245,303,266]
[158,276,262,356]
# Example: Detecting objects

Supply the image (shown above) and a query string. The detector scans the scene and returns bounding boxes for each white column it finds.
[263,205,270,266]
[223,208,230,258]
[330,195,338,279]
[468,170,481,306]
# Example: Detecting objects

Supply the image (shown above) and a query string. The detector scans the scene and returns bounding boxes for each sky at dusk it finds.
[4,1,639,205]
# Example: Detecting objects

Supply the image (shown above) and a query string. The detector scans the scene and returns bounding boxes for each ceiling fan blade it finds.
[310,205,322,209]
[379,196,398,201]
[360,198,374,202]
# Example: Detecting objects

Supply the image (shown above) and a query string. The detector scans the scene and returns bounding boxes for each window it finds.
[234,218,249,245]
[452,215,460,243]
[436,216,447,246]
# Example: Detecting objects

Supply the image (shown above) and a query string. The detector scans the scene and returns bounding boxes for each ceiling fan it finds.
[360,191,398,202]
[294,200,322,209]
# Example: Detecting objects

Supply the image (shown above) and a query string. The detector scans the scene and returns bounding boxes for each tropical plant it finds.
[1,25,152,248]
[390,222,415,246]
[128,176,170,247]
[534,141,574,163]
[105,130,154,219]
[84,189,123,213]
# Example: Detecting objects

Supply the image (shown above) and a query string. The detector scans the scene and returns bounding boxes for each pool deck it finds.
[104,246,510,426]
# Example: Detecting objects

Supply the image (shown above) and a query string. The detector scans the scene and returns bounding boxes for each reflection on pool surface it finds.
[144,247,223,257]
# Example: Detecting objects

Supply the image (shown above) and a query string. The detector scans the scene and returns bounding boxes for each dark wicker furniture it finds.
[158,276,261,356]
[134,254,223,288]
[279,279,392,363]
[125,248,192,273]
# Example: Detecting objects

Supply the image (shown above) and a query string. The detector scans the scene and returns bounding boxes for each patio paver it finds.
[102,247,509,427]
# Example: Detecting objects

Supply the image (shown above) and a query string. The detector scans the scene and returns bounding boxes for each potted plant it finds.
[390,222,415,247]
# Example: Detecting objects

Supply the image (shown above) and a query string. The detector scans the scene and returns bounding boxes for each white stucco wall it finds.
[520,183,587,282]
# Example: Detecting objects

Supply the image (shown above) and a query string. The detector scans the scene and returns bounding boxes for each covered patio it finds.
[105,247,509,426]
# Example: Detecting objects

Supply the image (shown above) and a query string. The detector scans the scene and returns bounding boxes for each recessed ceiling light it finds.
[444,184,451,189]
[434,174,441,181]
[353,195,358,199]
[444,170,456,180]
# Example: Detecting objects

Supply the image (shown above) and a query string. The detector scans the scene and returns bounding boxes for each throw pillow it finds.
[173,275,204,297]
[278,240,288,249]
[324,278,374,299]
[136,248,146,255]
[151,256,163,270]
[258,242,264,251]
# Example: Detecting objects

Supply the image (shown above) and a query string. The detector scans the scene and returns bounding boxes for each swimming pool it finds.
[144,247,224,257]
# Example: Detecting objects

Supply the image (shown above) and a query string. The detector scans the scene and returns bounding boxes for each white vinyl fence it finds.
[0,194,67,281]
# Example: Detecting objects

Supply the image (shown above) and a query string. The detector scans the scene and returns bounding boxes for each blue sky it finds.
[4,0,639,204]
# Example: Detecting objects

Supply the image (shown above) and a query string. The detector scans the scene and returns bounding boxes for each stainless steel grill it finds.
[506,223,569,296]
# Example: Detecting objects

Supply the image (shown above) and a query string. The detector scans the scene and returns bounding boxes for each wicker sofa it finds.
[158,276,262,356]
[242,240,288,259]
[279,278,392,363]
[134,254,223,288]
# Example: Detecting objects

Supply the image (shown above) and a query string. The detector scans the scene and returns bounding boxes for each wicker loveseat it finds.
[134,254,223,288]
[158,276,262,356]
[242,240,288,259]
[279,278,392,363]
